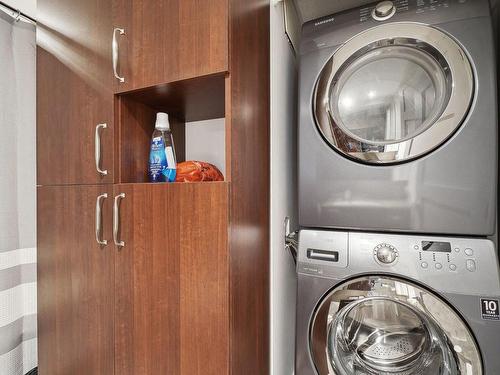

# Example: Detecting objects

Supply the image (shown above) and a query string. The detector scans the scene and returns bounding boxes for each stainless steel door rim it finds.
[313,22,474,164]
[309,276,482,375]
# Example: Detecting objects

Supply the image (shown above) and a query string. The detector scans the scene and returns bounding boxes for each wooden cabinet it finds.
[37,186,114,375]
[37,183,229,375]
[112,0,228,92]
[37,0,114,185]
[37,0,228,185]
[114,183,229,375]
[37,0,269,373]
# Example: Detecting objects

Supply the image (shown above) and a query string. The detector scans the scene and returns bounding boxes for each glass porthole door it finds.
[310,276,482,375]
[314,23,473,164]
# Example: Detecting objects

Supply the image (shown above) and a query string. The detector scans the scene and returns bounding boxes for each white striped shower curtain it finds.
[0,10,37,375]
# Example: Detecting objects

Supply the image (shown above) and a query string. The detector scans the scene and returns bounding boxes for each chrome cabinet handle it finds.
[112,27,125,82]
[113,193,125,247]
[95,123,108,175]
[95,193,108,245]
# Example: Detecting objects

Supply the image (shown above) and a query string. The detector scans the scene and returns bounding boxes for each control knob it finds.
[372,1,396,20]
[374,243,399,265]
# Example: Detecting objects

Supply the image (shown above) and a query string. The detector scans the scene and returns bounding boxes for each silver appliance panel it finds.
[298,0,497,234]
[298,230,500,296]
[295,230,500,375]
[301,0,490,55]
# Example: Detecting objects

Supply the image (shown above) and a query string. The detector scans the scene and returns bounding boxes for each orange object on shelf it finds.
[175,161,224,182]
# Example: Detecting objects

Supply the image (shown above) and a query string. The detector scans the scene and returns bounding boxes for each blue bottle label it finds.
[149,136,168,182]
[149,137,177,182]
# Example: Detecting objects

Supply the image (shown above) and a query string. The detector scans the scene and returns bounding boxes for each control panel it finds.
[360,0,407,22]
[414,240,477,273]
[297,230,499,295]
[303,0,486,55]
[359,0,466,23]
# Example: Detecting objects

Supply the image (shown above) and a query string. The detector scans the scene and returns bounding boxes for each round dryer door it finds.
[313,23,473,164]
[310,276,482,375]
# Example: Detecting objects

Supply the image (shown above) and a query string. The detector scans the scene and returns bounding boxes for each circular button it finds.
[414,245,419,250]
[373,1,396,19]
[464,248,474,256]
[375,1,395,17]
[421,261,428,269]
[374,244,398,264]
[435,263,443,270]
[449,264,457,271]
[454,248,460,253]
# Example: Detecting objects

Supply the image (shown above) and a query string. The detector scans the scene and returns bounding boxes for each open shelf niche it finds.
[116,73,227,184]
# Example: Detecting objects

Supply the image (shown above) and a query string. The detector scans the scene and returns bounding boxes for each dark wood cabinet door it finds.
[112,0,228,92]
[37,186,114,375]
[114,182,229,375]
[37,0,114,185]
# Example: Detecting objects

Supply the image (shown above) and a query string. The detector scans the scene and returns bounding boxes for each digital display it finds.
[421,241,452,253]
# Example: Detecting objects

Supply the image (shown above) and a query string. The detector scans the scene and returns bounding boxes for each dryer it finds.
[295,229,500,374]
[298,0,497,235]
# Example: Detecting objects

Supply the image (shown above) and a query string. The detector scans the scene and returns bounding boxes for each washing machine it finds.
[295,229,500,374]
[298,0,497,235]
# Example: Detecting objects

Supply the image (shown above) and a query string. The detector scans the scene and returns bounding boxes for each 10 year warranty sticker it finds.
[481,298,500,321]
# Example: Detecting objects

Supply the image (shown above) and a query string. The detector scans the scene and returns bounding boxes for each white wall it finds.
[270,2,298,375]
[3,0,36,19]
[185,118,226,176]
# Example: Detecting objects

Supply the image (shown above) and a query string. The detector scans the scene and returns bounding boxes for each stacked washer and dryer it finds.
[295,0,500,374]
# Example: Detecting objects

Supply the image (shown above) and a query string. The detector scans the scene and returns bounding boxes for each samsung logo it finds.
[314,17,335,26]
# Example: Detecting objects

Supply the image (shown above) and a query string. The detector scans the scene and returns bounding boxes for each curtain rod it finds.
[0,0,36,25]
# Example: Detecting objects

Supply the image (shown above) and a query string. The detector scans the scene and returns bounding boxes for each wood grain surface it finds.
[227,0,271,374]
[118,73,226,123]
[114,182,229,375]
[37,185,114,375]
[37,0,114,185]
[112,0,228,92]
[37,0,271,373]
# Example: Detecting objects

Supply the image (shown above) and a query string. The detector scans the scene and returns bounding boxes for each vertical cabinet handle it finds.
[113,193,125,247]
[95,123,108,175]
[112,27,125,83]
[95,193,108,245]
